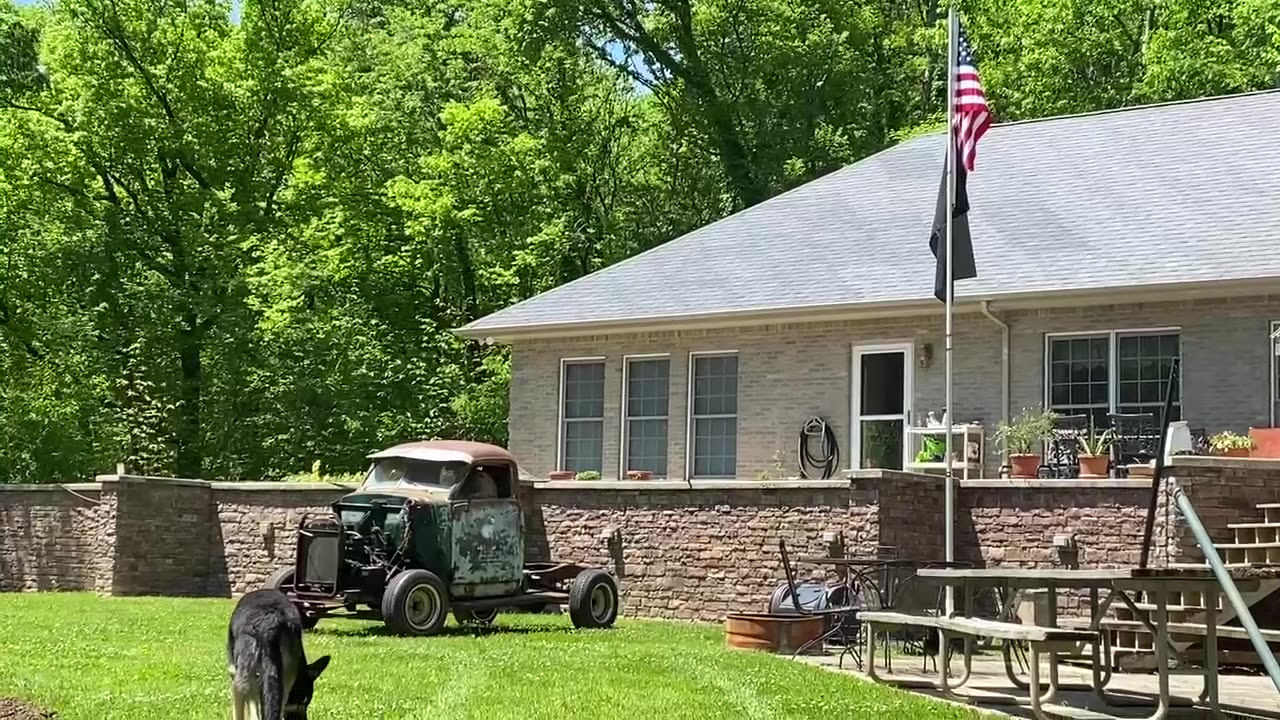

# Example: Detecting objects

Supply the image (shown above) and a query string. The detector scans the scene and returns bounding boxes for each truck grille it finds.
[298,530,340,590]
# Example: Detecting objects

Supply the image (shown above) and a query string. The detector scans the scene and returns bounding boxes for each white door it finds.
[851,343,913,470]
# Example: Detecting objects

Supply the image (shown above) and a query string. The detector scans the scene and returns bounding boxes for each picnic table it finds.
[862,567,1256,720]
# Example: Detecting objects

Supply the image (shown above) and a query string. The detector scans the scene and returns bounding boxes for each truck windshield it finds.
[363,458,469,489]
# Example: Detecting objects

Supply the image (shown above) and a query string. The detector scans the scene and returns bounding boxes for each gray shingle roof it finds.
[461,90,1280,336]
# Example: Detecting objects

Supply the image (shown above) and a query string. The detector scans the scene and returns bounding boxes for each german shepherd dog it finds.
[227,589,331,720]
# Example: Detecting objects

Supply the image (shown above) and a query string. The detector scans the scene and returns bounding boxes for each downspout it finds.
[980,300,1010,466]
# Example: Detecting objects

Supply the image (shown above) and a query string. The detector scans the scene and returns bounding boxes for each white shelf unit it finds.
[906,423,984,480]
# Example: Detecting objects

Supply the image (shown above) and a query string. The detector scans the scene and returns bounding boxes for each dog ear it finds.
[307,655,330,678]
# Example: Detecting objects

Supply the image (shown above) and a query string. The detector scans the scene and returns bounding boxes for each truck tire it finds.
[568,569,619,629]
[382,569,450,636]
[265,565,296,593]
[264,566,318,629]
[454,607,499,626]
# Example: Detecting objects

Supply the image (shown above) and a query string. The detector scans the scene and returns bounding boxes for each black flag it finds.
[929,156,977,303]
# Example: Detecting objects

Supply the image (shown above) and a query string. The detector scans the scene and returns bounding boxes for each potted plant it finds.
[548,470,575,480]
[994,408,1058,479]
[1076,426,1114,478]
[1209,431,1255,458]
[574,470,602,481]
[625,470,653,480]
[914,436,946,464]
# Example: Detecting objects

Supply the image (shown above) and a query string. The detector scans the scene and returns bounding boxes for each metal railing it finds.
[1173,486,1280,694]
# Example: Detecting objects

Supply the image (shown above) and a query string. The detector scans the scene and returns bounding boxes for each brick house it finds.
[458,90,1280,482]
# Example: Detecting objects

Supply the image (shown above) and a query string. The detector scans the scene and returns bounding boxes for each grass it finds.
[0,593,981,719]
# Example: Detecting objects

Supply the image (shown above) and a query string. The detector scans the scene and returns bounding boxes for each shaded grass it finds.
[0,593,981,719]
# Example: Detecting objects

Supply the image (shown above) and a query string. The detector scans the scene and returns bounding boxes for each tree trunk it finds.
[175,306,203,479]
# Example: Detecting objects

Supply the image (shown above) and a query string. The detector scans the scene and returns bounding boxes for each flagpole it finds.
[944,5,959,619]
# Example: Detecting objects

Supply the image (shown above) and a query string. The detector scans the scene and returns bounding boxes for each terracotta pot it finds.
[547,471,575,480]
[724,613,825,654]
[1249,428,1280,458]
[625,470,654,481]
[1078,454,1109,478]
[1009,454,1041,479]
[1216,447,1251,458]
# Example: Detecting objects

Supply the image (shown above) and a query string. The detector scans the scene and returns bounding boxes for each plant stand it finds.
[906,423,984,480]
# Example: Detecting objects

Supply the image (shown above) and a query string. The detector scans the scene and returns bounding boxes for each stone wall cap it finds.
[211,482,357,492]
[95,474,209,488]
[1167,455,1280,470]
[0,482,103,493]
[960,479,1152,490]
[845,469,941,482]
[533,478,851,491]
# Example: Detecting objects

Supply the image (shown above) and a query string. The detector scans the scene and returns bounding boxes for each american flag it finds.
[953,21,990,172]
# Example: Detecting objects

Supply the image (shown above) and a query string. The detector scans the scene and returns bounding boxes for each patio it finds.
[801,652,1280,719]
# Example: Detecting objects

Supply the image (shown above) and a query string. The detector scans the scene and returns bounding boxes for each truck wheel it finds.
[382,569,449,636]
[568,569,619,629]
[265,566,296,593]
[454,608,499,626]
[265,566,319,629]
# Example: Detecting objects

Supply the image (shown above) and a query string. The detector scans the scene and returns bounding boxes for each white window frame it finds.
[1042,327,1183,424]
[1270,321,1280,428]
[620,353,671,478]
[686,350,739,480]
[557,356,606,473]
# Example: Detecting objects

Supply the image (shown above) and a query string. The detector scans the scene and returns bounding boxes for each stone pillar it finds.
[99,475,214,596]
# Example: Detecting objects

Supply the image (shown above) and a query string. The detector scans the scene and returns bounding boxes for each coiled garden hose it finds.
[798,417,840,480]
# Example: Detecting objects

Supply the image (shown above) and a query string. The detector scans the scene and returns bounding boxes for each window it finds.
[560,359,604,473]
[1046,330,1181,428]
[1271,321,1280,427]
[689,353,738,478]
[623,357,670,476]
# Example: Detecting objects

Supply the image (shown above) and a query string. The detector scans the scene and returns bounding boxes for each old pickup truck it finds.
[265,440,620,636]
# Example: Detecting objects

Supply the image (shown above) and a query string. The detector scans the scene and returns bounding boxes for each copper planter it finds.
[724,613,825,654]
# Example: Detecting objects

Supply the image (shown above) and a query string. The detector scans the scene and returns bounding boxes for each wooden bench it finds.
[859,611,1102,720]
[860,611,1097,653]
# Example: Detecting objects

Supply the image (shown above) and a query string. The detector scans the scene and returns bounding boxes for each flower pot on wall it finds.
[1249,428,1280,459]
[1078,454,1109,478]
[1217,448,1252,458]
[625,470,654,481]
[548,471,574,480]
[1009,454,1041,479]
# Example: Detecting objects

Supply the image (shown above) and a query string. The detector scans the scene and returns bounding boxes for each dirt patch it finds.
[0,698,55,719]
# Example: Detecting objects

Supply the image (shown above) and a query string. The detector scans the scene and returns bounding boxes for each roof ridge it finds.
[986,88,1280,130]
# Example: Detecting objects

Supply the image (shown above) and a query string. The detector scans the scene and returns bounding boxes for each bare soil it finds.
[0,699,55,720]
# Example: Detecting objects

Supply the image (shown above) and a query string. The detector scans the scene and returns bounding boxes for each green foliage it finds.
[2,0,1278,483]
[1076,425,1115,457]
[1209,431,1256,452]
[283,459,365,484]
[994,408,1059,456]
[915,435,946,463]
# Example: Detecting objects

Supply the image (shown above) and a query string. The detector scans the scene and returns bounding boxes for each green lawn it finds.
[0,593,979,719]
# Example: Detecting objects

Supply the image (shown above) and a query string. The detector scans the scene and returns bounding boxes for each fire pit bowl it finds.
[724,612,825,654]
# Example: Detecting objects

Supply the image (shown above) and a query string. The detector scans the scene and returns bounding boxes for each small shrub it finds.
[994,408,1058,455]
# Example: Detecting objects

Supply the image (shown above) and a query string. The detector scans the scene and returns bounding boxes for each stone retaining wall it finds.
[0,458,1275,623]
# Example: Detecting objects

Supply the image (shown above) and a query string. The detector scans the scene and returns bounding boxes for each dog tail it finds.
[232,633,283,720]
[259,635,285,720]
